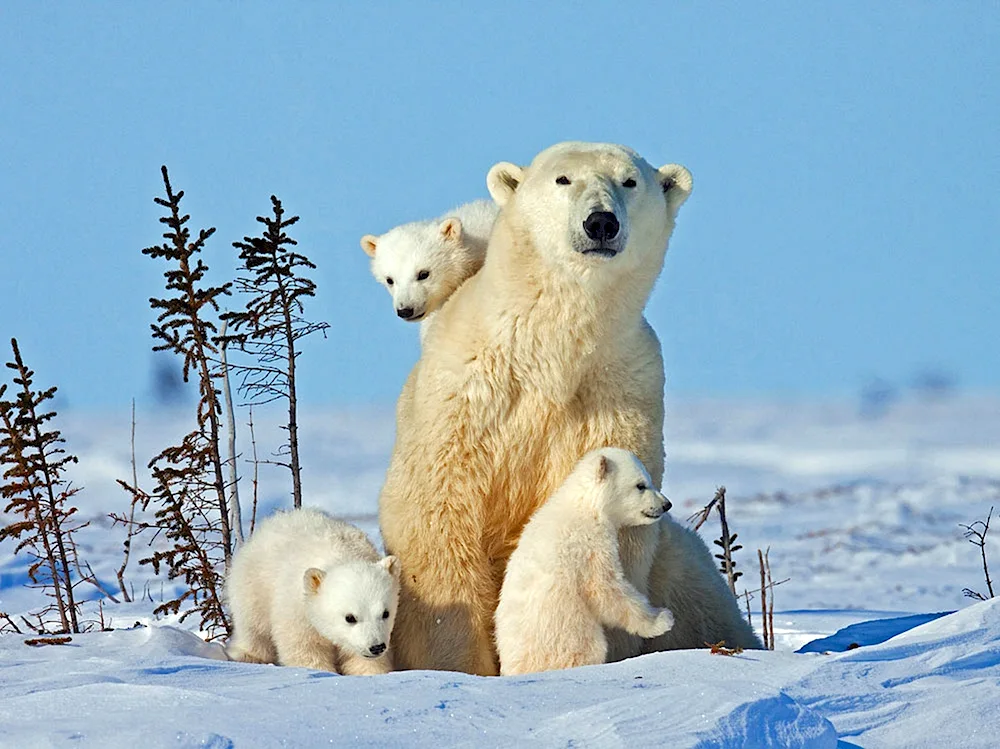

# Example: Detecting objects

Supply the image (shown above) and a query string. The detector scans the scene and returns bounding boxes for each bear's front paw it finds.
[644,608,674,638]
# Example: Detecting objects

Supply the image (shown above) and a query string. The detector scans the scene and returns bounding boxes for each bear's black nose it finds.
[662,498,672,513]
[583,211,620,242]
[369,642,387,656]
[396,307,415,319]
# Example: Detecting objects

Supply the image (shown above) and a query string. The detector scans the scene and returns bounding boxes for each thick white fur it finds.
[379,142,693,675]
[642,517,764,651]
[496,448,674,675]
[225,508,401,675]
[361,199,498,339]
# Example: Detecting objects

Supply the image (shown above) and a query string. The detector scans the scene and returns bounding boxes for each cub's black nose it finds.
[396,307,415,319]
[662,498,672,513]
[583,211,620,241]
[369,642,387,656]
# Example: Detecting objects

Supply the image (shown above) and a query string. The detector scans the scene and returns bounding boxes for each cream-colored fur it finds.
[495,448,674,675]
[225,508,401,675]
[642,516,764,651]
[361,199,498,341]
[378,142,693,674]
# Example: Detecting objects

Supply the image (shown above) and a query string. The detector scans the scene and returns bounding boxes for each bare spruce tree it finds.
[0,339,86,634]
[220,195,329,509]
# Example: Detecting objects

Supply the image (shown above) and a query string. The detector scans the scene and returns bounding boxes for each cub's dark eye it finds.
[636,483,647,492]
[345,614,357,624]
[385,277,394,286]
[416,270,430,281]
[623,178,637,188]
[382,609,390,620]
[555,175,571,185]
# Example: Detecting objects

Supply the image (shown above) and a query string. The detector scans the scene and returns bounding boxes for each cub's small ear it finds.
[487,162,524,207]
[361,234,379,258]
[439,217,463,243]
[657,164,693,212]
[380,555,401,579]
[596,454,611,483]
[303,567,326,595]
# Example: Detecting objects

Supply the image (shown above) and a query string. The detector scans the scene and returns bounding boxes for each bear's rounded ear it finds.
[596,454,611,483]
[303,567,326,595]
[361,234,379,258]
[380,555,401,580]
[487,162,524,207]
[656,164,693,212]
[439,218,463,243]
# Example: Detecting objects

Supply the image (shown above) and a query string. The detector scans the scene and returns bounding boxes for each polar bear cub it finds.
[360,199,498,338]
[225,507,400,675]
[495,448,675,675]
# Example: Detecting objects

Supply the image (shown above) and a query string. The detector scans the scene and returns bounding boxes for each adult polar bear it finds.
[379,141,692,675]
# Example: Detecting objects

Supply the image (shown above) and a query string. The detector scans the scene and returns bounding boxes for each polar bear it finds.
[379,141,693,675]
[642,516,764,651]
[225,508,401,675]
[361,199,498,338]
[495,448,674,675]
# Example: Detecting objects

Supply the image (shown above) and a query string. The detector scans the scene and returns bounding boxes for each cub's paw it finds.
[643,608,675,638]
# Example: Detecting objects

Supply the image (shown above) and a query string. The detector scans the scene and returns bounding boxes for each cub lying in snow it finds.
[361,199,498,340]
[225,508,400,675]
[495,448,674,675]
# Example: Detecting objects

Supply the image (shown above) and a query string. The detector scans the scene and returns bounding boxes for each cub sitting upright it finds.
[361,199,498,338]
[495,448,674,675]
[225,507,400,675]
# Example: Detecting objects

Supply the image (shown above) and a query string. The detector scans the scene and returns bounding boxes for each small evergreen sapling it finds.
[219,195,329,509]
[0,339,86,634]
[130,166,235,637]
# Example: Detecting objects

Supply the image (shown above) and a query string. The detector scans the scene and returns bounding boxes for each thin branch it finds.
[961,506,994,600]
[757,547,775,650]
[758,550,767,646]
[219,321,243,548]
[0,612,23,634]
[248,407,260,535]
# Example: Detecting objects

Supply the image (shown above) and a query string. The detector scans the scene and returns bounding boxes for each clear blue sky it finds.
[1,3,997,410]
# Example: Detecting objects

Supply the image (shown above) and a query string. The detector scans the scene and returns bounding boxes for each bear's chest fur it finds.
[450,319,663,566]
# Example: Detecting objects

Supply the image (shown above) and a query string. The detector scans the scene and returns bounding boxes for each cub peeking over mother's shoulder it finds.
[225,507,400,675]
[361,199,498,339]
[495,448,675,675]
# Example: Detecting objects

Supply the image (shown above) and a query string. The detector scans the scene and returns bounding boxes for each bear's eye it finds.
[416,270,430,282]
[555,175,571,185]
[636,483,647,492]
[386,277,394,286]
[345,614,357,624]
[623,178,637,188]
[382,609,390,620]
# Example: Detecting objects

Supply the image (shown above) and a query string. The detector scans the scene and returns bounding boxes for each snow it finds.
[2,601,998,747]
[1,394,998,747]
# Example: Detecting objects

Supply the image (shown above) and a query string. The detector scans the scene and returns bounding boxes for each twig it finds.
[765,548,774,649]
[97,599,112,631]
[758,547,775,650]
[688,493,720,531]
[708,488,742,595]
[75,556,120,604]
[0,612,23,634]
[220,320,243,549]
[707,641,744,656]
[24,636,72,647]
[248,407,260,535]
[758,549,768,649]
[113,400,139,602]
[960,506,994,600]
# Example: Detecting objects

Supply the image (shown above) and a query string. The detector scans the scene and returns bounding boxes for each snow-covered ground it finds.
[1,393,998,747]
